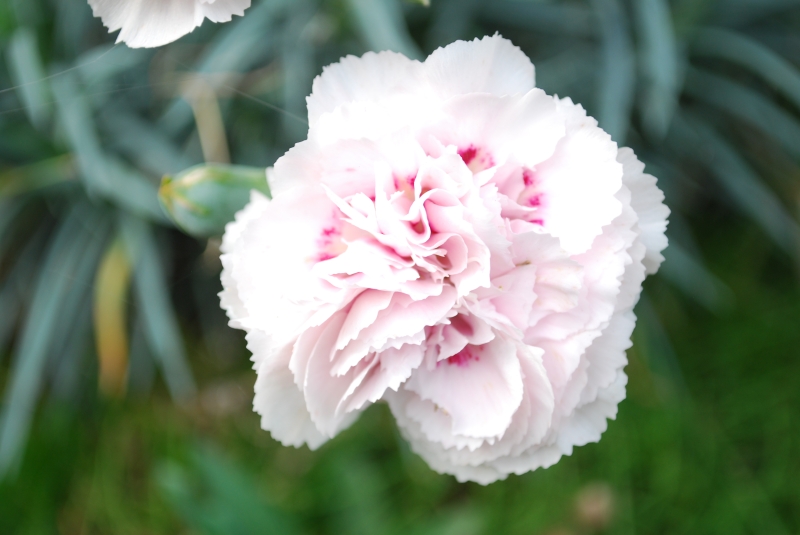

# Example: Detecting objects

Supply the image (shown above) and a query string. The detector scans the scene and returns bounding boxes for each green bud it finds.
[159,164,270,238]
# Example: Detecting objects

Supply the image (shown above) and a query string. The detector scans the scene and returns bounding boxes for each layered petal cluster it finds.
[89,0,250,48]
[220,35,669,483]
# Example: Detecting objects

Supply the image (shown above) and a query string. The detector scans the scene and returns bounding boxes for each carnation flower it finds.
[89,0,250,48]
[220,35,669,484]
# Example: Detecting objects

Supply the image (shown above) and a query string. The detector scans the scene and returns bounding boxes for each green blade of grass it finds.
[671,113,800,258]
[76,45,148,89]
[426,0,479,50]
[478,1,595,37]
[120,215,196,401]
[347,0,422,59]
[156,444,302,535]
[634,0,681,139]
[684,68,800,160]
[590,0,636,144]
[659,239,734,312]
[0,155,78,197]
[160,0,289,136]
[708,0,800,27]
[51,71,167,222]
[0,224,49,362]
[0,203,105,478]
[100,108,195,176]
[692,28,800,112]
[6,27,50,130]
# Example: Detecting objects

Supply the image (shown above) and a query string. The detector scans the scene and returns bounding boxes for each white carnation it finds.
[220,35,670,483]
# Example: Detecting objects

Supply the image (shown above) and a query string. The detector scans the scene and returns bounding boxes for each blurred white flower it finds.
[88,0,251,48]
[220,35,669,484]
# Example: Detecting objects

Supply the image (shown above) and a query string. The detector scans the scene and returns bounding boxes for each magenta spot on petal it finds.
[458,146,478,165]
[523,168,536,186]
[444,346,478,367]
[530,218,544,225]
[527,194,542,207]
[322,226,338,237]
[317,252,335,262]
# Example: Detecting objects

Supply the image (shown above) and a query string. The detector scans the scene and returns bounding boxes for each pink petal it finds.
[405,335,524,439]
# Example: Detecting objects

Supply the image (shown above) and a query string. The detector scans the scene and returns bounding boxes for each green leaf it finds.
[346,0,423,59]
[684,68,800,160]
[0,155,77,197]
[671,113,800,257]
[478,1,595,37]
[534,45,598,99]
[659,239,734,312]
[0,203,106,478]
[159,164,269,238]
[634,0,682,139]
[707,0,800,27]
[280,4,316,142]
[0,225,48,361]
[159,0,290,136]
[156,444,302,535]
[692,28,800,112]
[634,294,690,401]
[100,108,195,176]
[6,27,50,130]
[76,44,148,89]
[427,0,479,49]
[0,200,25,254]
[590,0,636,143]
[120,215,196,401]
[50,71,167,222]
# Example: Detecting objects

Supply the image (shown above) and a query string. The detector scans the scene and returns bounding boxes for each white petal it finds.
[533,98,624,254]
[341,343,425,413]
[430,90,565,170]
[89,0,250,48]
[618,147,670,274]
[332,287,458,375]
[405,335,524,439]
[424,34,535,100]
[335,290,394,350]
[219,190,270,329]
[297,310,363,436]
[220,185,346,343]
[249,331,327,449]
[199,0,250,23]
[307,51,425,127]
[556,371,627,453]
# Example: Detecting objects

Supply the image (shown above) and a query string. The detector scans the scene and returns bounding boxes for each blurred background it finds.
[1,0,799,533]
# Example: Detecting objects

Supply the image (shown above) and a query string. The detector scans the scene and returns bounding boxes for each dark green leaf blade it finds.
[121,216,196,400]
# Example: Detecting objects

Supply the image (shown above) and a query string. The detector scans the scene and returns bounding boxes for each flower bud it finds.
[159,164,269,238]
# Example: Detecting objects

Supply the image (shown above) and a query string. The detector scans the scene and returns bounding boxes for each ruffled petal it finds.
[220,185,347,343]
[219,190,270,329]
[531,98,624,255]
[199,0,250,23]
[430,90,565,170]
[423,34,535,100]
[404,335,524,439]
[618,147,670,274]
[249,331,328,449]
[307,51,425,127]
[89,0,250,48]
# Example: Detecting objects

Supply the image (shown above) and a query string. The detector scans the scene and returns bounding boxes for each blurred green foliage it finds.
[0,0,799,533]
